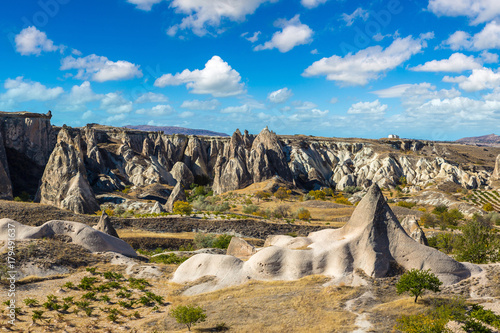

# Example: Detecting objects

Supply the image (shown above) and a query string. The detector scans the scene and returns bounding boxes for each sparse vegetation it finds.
[396,269,442,303]
[173,201,193,215]
[170,304,207,331]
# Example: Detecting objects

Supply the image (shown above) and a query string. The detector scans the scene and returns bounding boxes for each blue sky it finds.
[1,0,500,140]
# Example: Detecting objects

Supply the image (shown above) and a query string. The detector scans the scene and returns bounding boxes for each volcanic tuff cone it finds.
[172,184,472,295]
[95,212,119,238]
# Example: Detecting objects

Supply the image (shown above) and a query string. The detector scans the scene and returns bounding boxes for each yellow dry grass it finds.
[117,229,195,239]
[151,275,361,333]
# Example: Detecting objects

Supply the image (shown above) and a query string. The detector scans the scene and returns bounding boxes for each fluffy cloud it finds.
[136,104,174,116]
[242,31,261,43]
[301,0,328,8]
[154,56,245,97]
[268,88,293,103]
[413,97,498,121]
[126,0,162,11]
[428,0,500,25]
[168,0,274,36]
[372,83,461,107]
[411,53,482,72]
[254,15,313,53]
[135,92,168,103]
[342,8,369,26]
[179,111,195,118]
[58,81,102,111]
[1,77,63,103]
[289,108,329,121]
[292,101,317,110]
[303,35,431,85]
[100,93,133,114]
[443,68,500,92]
[443,22,500,51]
[180,99,220,110]
[347,100,388,116]
[15,26,62,56]
[220,105,251,114]
[61,54,143,82]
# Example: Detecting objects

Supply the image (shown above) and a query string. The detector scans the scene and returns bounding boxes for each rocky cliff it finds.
[0,111,54,198]
[0,112,498,213]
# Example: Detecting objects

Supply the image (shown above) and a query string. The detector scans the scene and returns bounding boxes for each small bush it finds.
[296,208,311,221]
[213,234,233,249]
[243,205,259,214]
[397,201,416,209]
[343,186,362,194]
[173,201,193,215]
[396,269,442,303]
[335,196,352,205]
[150,253,189,265]
[274,187,291,201]
[170,305,207,331]
[483,203,495,212]
[194,233,217,249]
[308,190,326,200]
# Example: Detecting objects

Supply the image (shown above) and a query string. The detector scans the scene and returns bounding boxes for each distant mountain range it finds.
[124,125,229,137]
[456,134,500,146]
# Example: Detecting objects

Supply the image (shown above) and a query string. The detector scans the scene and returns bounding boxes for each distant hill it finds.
[456,134,500,146]
[124,125,229,137]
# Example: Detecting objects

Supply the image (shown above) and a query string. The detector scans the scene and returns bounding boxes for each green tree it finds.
[455,215,500,264]
[399,176,408,187]
[274,187,290,201]
[170,305,207,331]
[255,191,271,203]
[173,201,193,216]
[396,269,443,303]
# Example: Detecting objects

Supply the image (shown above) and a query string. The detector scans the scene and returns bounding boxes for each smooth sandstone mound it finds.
[172,185,471,294]
[0,218,136,257]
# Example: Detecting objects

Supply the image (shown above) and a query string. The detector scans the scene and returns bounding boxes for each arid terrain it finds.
[1,112,500,332]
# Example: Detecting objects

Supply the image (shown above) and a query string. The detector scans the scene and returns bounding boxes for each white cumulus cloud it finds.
[136,104,174,116]
[126,0,162,11]
[15,26,62,56]
[135,92,168,103]
[254,15,313,53]
[303,35,431,86]
[180,99,220,110]
[168,0,274,36]
[301,0,328,9]
[428,0,500,25]
[342,8,369,26]
[154,56,245,97]
[268,87,293,103]
[1,77,63,103]
[100,93,133,114]
[372,83,461,107]
[442,22,500,51]
[348,100,388,116]
[411,53,482,72]
[61,54,143,82]
[443,68,500,92]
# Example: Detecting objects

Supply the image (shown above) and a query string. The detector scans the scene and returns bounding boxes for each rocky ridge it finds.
[0,112,499,214]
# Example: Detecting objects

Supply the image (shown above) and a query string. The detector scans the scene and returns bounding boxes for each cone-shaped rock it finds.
[150,201,166,214]
[165,182,186,212]
[39,128,100,214]
[95,212,119,238]
[492,154,500,180]
[172,184,472,295]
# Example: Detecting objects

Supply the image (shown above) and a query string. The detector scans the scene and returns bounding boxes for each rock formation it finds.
[150,201,166,214]
[39,127,100,214]
[0,127,12,200]
[400,215,428,245]
[492,154,500,180]
[226,237,257,259]
[0,218,136,257]
[170,161,194,186]
[165,182,186,212]
[172,184,472,295]
[94,212,119,238]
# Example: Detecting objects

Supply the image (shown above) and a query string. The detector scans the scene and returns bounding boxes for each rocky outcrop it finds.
[171,161,194,186]
[0,127,12,200]
[150,201,166,214]
[172,185,473,295]
[39,127,99,214]
[165,182,186,212]
[400,215,428,245]
[0,218,136,257]
[492,154,500,180]
[94,212,119,238]
[226,237,257,259]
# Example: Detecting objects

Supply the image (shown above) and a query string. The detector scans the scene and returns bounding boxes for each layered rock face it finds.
[172,185,473,295]
[0,111,53,197]
[0,127,12,200]
[39,127,99,214]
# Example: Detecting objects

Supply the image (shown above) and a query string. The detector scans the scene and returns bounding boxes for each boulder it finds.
[0,218,136,257]
[227,237,257,258]
[170,161,194,187]
[94,212,119,238]
[400,215,428,245]
[39,128,99,214]
[165,182,186,212]
[492,154,500,180]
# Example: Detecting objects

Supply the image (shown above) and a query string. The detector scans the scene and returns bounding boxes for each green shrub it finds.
[455,215,500,263]
[335,196,352,205]
[243,204,259,214]
[343,186,363,194]
[308,190,326,200]
[150,253,189,265]
[213,234,233,249]
[173,201,192,215]
[194,233,217,249]
[296,208,311,221]
[397,201,416,209]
